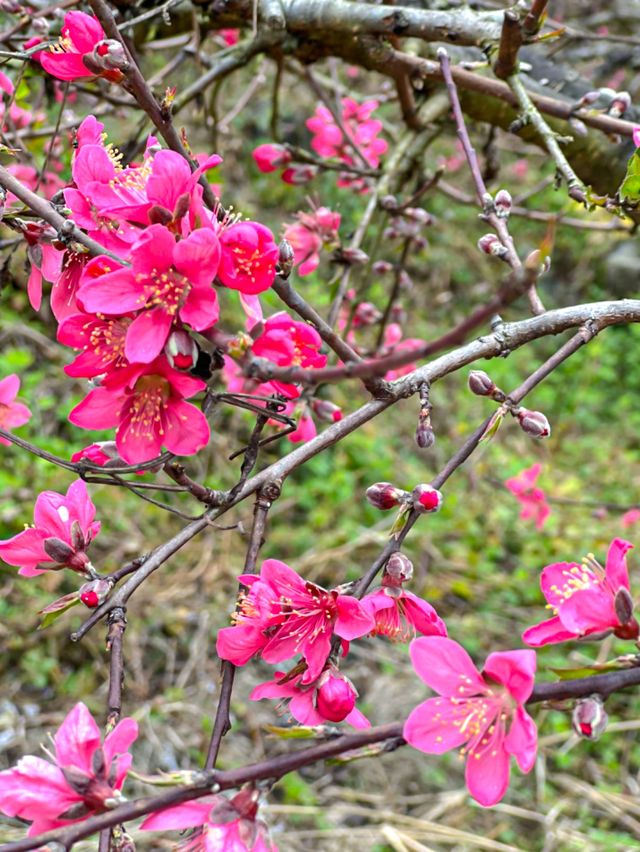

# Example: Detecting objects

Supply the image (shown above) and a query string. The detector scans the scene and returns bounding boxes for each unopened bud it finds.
[411,484,443,514]
[415,419,435,449]
[380,194,399,211]
[478,234,508,259]
[494,190,512,218]
[311,398,343,423]
[372,260,393,274]
[252,143,291,173]
[517,408,551,438]
[281,164,317,185]
[84,40,128,75]
[277,238,295,277]
[316,668,357,722]
[165,329,198,371]
[468,370,496,397]
[576,90,601,108]
[572,695,608,740]
[384,552,414,584]
[354,301,382,326]
[614,586,634,625]
[338,247,369,265]
[32,16,49,33]
[79,578,112,609]
[366,482,407,510]
[608,91,631,118]
[403,207,431,225]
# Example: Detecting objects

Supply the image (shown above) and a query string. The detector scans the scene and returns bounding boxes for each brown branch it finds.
[494,10,524,80]
[523,0,549,37]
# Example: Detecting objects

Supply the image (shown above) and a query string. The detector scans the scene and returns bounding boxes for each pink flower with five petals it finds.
[39,12,110,81]
[0,374,31,445]
[218,221,278,295]
[404,636,537,807]
[522,538,638,646]
[361,587,447,642]
[251,312,327,398]
[0,702,137,836]
[504,463,551,530]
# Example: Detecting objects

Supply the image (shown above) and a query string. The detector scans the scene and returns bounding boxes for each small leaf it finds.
[263,725,325,739]
[479,410,504,444]
[38,592,80,629]
[548,659,627,679]
[389,505,410,539]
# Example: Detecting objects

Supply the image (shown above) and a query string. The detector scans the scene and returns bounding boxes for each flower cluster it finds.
[282,204,341,276]
[28,115,279,464]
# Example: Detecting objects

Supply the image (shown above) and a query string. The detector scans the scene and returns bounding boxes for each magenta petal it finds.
[482,650,536,704]
[174,228,221,287]
[409,636,486,696]
[0,756,76,820]
[0,528,48,569]
[540,562,582,608]
[504,706,537,773]
[335,595,375,640]
[216,624,266,665]
[72,145,116,189]
[0,374,20,404]
[558,586,617,634]
[260,559,306,597]
[180,286,219,331]
[125,308,172,364]
[66,479,96,534]
[402,592,448,637]
[465,734,511,807]
[131,224,175,276]
[103,717,138,766]
[141,799,216,831]
[54,702,101,773]
[162,400,210,457]
[345,707,371,729]
[78,267,141,314]
[33,491,69,540]
[40,52,93,80]
[250,679,299,702]
[289,691,324,726]
[69,387,120,431]
[146,149,192,212]
[605,538,633,591]
[64,11,105,51]
[403,697,470,754]
[521,616,577,647]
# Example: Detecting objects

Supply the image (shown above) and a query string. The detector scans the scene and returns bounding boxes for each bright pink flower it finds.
[219,28,240,47]
[251,312,327,398]
[69,356,210,464]
[0,69,13,95]
[50,252,87,323]
[218,221,278,295]
[71,443,114,467]
[217,559,374,683]
[622,508,640,528]
[306,98,387,172]
[142,788,277,851]
[39,12,115,82]
[633,126,640,148]
[58,311,132,378]
[404,636,537,807]
[0,374,31,445]
[522,538,638,646]
[253,143,292,173]
[504,463,551,530]
[380,323,424,381]
[283,206,340,276]
[0,480,100,577]
[251,664,370,728]
[77,225,220,364]
[0,702,137,836]
[286,403,317,443]
[361,587,447,642]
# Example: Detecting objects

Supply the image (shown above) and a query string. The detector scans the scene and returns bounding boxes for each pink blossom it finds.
[404,636,537,807]
[522,538,639,646]
[0,702,137,836]
[50,251,87,322]
[23,222,64,312]
[622,508,640,528]
[39,12,115,82]
[71,443,114,467]
[251,312,327,398]
[142,788,277,851]
[306,97,387,170]
[69,356,210,464]
[219,28,240,47]
[281,164,317,185]
[58,311,132,378]
[504,463,550,530]
[218,221,278,295]
[379,323,424,381]
[361,587,447,642]
[0,374,31,445]
[253,143,292,173]
[0,480,100,577]
[217,559,374,683]
[77,225,220,364]
[634,127,640,148]
[286,403,317,443]
[251,664,370,728]
[283,206,340,276]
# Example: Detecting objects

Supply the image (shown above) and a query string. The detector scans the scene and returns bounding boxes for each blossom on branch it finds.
[403,636,537,807]
[0,480,99,577]
[0,374,32,445]
[218,221,279,295]
[283,206,340,276]
[38,12,124,82]
[504,463,551,530]
[0,702,137,835]
[522,538,639,646]
[251,312,327,398]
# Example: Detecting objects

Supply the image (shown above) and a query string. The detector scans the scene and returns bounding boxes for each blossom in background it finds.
[216,558,374,683]
[219,28,240,47]
[0,480,99,577]
[404,636,537,807]
[252,143,292,173]
[621,508,640,528]
[283,206,341,276]
[306,97,387,171]
[0,374,32,445]
[69,356,210,464]
[251,664,369,728]
[0,702,137,835]
[522,538,638,646]
[142,787,277,851]
[504,463,551,530]
[379,323,424,381]
[251,312,327,398]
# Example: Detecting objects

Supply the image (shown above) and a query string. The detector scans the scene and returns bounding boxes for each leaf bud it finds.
[517,408,551,438]
[366,482,408,510]
[165,329,198,371]
[572,695,608,740]
[608,90,631,118]
[524,249,551,276]
[411,484,443,514]
[384,552,414,584]
[403,207,432,225]
[277,238,295,278]
[380,195,399,211]
[478,233,508,259]
[494,189,512,218]
[468,370,496,397]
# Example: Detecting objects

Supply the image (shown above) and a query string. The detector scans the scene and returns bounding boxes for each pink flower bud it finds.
[478,234,508,259]
[338,247,369,265]
[165,330,198,371]
[252,143,292,173]
[572,695,608,740]
[415,419,435,449]
[608,91,631,118]
[412,484,443,513]
[634,127,640,149]
[316,669,357,722]
[277,238,295,277]
[311,399,343,423]
[384,552,414,584]
[84,40,128,75]
[366,482,407,510]
[468,370,496,397]
[372,260,393,274]
[517,408,551,439]
[494,190,512,218]
[281,164,317,185]
[380,195,399,210]
[79,578,112,609]
[354,301,382,326]
[577,90,601,107]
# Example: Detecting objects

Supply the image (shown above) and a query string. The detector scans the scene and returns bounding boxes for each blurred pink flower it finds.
[504,463,550,530]
[0,702,137,835]
[622,508,640,528]
[283,206,340,276]
[522,538,638,646]
[39,12,111,81]
[219,28,240,47]
[379,323,424,381]
[253,143,292,173]
[404,636,537,807]
[0,374,31,445]
[306,97,387,170]
[633,127,640,148]
[0,480,99,577]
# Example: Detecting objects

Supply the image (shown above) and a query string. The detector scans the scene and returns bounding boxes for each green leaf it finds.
[38,592,80,629]
[548,659,629,679]
[479,410,504,444]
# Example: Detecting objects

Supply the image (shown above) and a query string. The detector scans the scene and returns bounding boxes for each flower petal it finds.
[605,538,633,591]
[409,636,486,697]
[522,616,577,647]
[403,697,471,753]
[504,706,537,773]
[482,649,536,704]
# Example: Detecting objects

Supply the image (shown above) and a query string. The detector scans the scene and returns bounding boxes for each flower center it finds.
[136,267,190,316]
[121,375,171,438]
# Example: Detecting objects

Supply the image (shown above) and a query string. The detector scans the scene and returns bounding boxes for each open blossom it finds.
[0,702,137,836]
[504,463,551,530]
[218,221,279,295]
[0,480,99,577]
[0,374,32,445]
[283,206,340,276]
[142,787,277,851]
[404,637,537,807]
[361,587,446,642]
[251,312,327,398]
[216,558,374,683]
[39,12,121,82]
[253,143,292,173]
[251,664,370,728]
[522,538,639,646]
[69,356,210,464]
[58,311,132,378]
